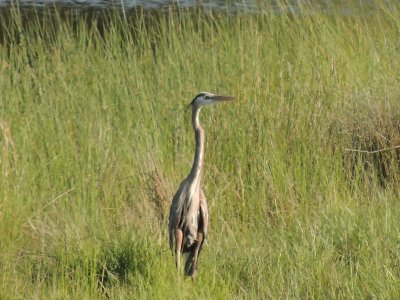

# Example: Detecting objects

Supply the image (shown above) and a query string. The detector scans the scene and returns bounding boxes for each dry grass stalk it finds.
[1,121,18,177]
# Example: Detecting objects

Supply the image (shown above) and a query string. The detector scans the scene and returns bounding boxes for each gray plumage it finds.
[168,92,235,278]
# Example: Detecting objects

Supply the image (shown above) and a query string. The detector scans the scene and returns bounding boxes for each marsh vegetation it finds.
[1,2,400,298]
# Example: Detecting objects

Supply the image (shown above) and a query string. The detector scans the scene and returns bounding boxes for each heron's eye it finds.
[204,95,210,100]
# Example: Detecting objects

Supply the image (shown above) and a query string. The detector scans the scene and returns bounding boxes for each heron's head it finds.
[190,92,235,108]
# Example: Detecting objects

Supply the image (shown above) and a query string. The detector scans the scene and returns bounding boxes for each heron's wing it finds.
[168,183,187,251]
[199,189,208,239]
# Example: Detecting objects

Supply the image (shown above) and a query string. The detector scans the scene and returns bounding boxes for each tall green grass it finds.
[1,3,400,298]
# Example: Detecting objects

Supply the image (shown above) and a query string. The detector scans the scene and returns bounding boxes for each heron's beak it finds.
[209,95,236,102]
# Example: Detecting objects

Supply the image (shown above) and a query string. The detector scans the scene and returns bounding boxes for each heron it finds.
[168,92,235,278]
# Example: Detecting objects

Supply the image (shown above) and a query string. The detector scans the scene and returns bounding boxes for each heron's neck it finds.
[189,106,205,183]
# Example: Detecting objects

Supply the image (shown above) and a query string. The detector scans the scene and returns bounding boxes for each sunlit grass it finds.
[1,2,400,298]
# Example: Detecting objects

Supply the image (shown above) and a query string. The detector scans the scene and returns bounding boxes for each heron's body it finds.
[168,92,234,278]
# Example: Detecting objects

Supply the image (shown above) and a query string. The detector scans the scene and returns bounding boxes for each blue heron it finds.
[168,92,235,278]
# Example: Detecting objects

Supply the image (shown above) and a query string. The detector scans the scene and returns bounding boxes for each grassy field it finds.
[1,2,400,298]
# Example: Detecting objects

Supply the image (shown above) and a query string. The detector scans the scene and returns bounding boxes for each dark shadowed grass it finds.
[1,2,400,298]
